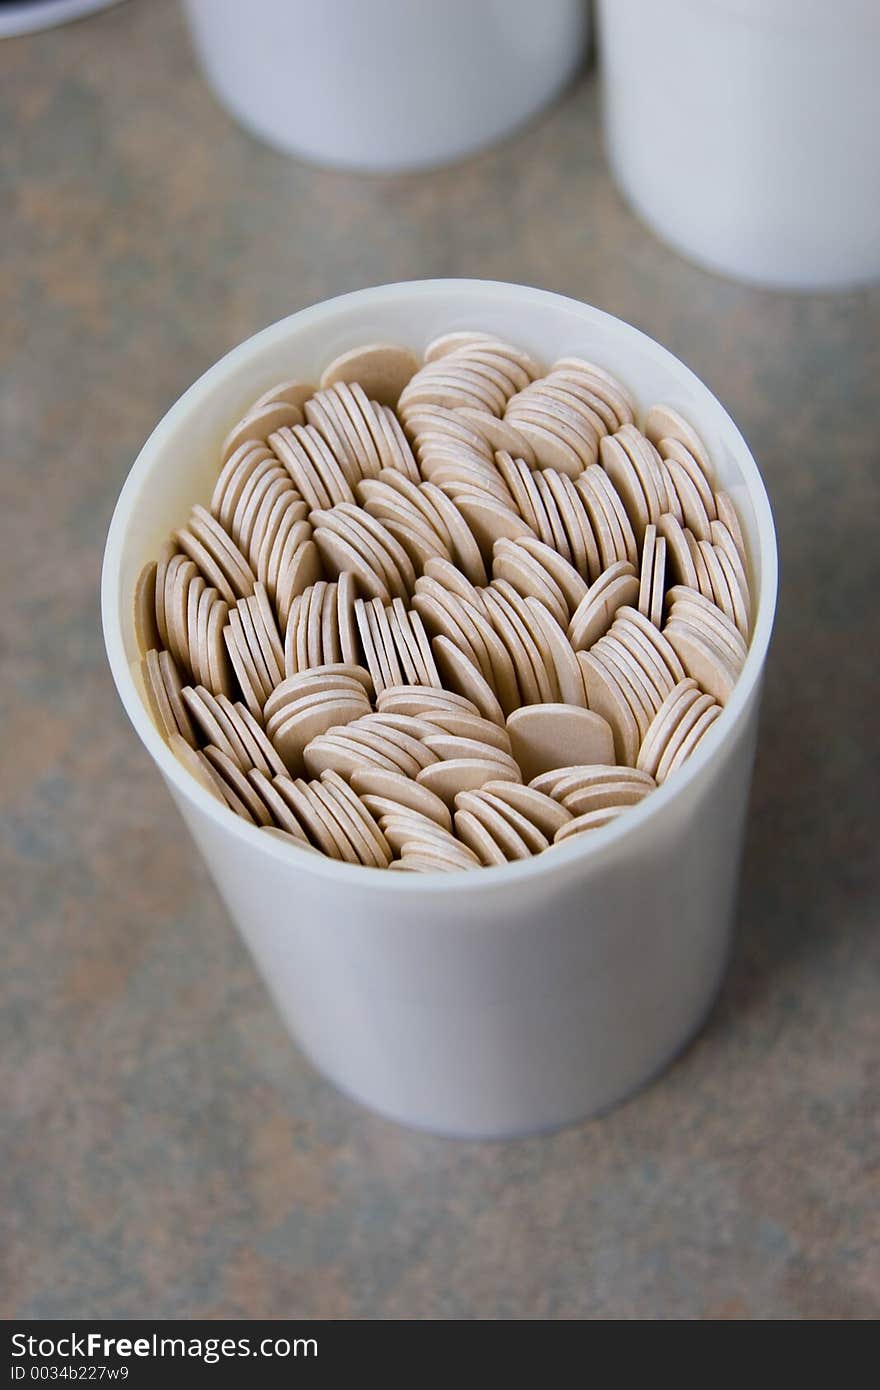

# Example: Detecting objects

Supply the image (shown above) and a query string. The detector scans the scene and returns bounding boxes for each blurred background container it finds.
[0,0,120,37]
[182,0,590,172]
[597,0,880,290]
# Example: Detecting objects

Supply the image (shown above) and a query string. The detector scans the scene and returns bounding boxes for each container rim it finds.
[101,279,778,896]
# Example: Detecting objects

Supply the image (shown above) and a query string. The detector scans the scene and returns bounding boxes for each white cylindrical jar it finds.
[182,0,589,172]
[102,280,777,1137]
[598,0,880,289]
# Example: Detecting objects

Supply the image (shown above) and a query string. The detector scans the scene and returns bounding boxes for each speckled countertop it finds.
[2,0,878,1321]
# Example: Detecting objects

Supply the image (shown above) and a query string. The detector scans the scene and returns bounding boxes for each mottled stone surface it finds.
[1,0,878,1321]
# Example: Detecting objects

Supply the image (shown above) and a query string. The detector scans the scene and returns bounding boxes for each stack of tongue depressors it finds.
[136,333,751,872]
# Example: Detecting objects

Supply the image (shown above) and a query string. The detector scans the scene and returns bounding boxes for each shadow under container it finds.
[102,280,777,1138]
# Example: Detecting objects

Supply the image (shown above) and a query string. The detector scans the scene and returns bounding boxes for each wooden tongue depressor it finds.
[614,425,666,524]
[655,693,721,784]
[657,435,717,520]
[577,650,641,766]
[320,344,420,407]
[492,539,570,628]
[523,596,587,707]
[568,563,640,650]
[142,650,182,742]
[134,561,161,654]
[270,691,370,773]
[421,734,521,779]
[644,404,713,482]
[553,805,628,842]
[477,779,572,838]
[666,599,747,680]
[221,400,305,466]
[534,763,655,801]
[516,535,589,613]
[350,767,453,830]
[167,734,228,803]
[715,491,747,566]
[453,792,537,860]
[560,777,655,817]
[462,789,551,855]
[376,683,481,717]
[599,433,651,541]
[664,455,712,542]
[452,808,509,865]
[265,667,373,725]
[432,636,506,726]
[417,709,509,752]
[638,523,658,618]
[417,757,521,807]
[664,622,739,705]
[636,680,702,777]
[506,704,616,781]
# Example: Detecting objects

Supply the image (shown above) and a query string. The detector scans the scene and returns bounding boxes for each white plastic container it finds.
[598,0,880,290]
[181,0,589,172]
[102,280,777,1138]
